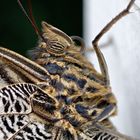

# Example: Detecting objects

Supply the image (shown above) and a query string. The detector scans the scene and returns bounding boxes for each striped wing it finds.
[0,47,50,88]
[0,83,35,114]
[0,83,53,140]
[0,114,54,140]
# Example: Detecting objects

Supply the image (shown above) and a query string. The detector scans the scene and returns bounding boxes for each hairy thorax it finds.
[29,45,117,131]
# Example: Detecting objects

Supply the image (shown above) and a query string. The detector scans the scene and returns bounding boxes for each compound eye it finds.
[71,36,86,53]
[46,39,67,56]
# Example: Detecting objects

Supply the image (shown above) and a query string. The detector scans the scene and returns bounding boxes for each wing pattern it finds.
[0,115,29,140]
[0,83,36,114]
[0,114,54,140]
[11,121,52,140]
[0,83,60,140]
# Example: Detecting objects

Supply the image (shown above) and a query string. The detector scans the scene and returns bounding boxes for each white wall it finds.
[83,0,140,139]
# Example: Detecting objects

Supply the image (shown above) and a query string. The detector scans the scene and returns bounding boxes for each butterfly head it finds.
[17,0,84,57]
[38,21,84,57]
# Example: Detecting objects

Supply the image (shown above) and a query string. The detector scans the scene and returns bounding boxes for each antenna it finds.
[17,0,45,40]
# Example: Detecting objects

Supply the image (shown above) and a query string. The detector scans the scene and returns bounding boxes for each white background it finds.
[83,0,140,139]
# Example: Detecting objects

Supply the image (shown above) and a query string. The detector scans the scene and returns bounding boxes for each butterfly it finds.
[0,0,136,139]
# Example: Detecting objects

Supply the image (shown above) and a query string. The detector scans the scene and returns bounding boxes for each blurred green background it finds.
[0,0,83,56]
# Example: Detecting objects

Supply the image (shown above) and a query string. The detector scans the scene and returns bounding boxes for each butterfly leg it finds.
[92,0,135,86]
[85,37,113,53]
